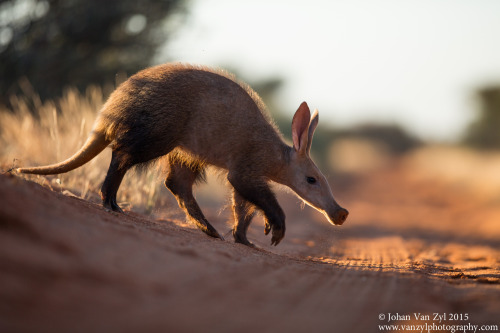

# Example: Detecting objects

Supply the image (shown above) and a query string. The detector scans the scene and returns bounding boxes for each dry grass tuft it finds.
[0,87,166,214]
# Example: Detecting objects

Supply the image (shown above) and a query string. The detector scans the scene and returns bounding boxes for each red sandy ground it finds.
[0,156,499,333]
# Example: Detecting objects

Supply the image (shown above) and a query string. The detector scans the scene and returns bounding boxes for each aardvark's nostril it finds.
[337,208,349,224]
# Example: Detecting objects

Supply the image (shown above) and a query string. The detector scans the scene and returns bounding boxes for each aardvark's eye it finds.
[306,176,317,184]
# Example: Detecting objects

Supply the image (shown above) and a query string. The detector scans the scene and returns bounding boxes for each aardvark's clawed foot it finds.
[233,230,256,248]
[200,222,224,241]
[103,200,124,213]
[265,221,285,246]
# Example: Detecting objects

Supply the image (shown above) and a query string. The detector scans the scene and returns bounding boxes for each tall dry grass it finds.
[0,86,169,214]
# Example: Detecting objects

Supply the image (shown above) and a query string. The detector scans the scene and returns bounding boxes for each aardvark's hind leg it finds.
[164,158,223,240]
[100,150,129,213]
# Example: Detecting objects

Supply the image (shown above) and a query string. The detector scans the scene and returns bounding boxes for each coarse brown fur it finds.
[18,63,348,246]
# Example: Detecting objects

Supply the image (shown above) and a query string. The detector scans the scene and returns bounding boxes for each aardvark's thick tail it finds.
[17,132,110,175]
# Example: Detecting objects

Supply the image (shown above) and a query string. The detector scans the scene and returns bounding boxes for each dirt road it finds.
[1,154,499,332]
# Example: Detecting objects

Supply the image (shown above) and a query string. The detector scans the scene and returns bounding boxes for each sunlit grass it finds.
[0,86,167,214]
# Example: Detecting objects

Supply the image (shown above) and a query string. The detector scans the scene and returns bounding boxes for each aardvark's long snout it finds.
[327,206,349,226]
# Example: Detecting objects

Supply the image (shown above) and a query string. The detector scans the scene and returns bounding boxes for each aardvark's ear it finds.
[306,109,319,154]
[292,102,311,155]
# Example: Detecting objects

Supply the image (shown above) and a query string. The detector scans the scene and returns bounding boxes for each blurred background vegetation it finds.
[0,0,186,104]
[463,86,500,150]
